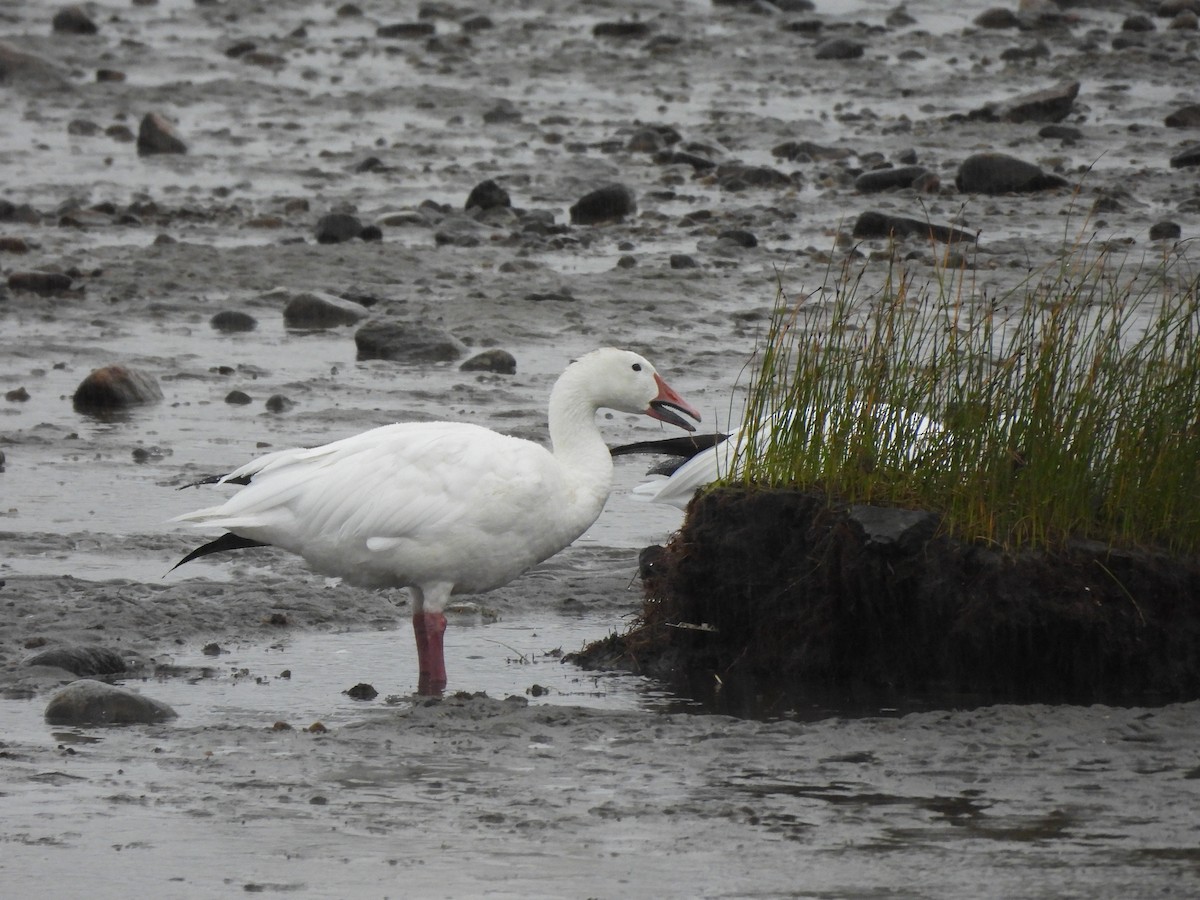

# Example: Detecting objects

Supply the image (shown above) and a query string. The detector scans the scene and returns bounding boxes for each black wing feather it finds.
[608,432,729,461]
[170,532,270,572]
[178,473,253,490]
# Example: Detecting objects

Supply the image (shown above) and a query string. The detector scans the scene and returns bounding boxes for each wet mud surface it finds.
[3,0,1200,895]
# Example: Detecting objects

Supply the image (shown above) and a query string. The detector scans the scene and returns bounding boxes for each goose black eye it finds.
[631,363,642,372]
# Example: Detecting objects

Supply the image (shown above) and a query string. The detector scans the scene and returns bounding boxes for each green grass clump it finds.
[736,240,1200,554]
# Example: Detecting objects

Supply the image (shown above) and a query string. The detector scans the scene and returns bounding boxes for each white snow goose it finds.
[172,348,701,695]
[617,403,943,509]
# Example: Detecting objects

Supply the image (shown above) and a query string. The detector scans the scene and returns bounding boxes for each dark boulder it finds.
[970,81,1080,124]
[569,184,636,225]
[7,271,75,295]
[1150,221,1182,241]
[72,365,163,413]
[315,212,364,243]
[955,153,1069,193]
[376,22,435,39]
[814,38,864,60]
[1170,144,1200,168]
[1165,104,1200,128]
[282,291,368,329]
[210,310,258,333]
[854,166,933,193]
[52,5,98,35]
[25,645,127,676]
[852,211,975,245]
[593,21,651,39]
[0,40,70,89]
[137,112,187,156]
[465,179,511,211]
[265,394,295,413]
[460,349,517,374]
[355,321,465,363]
[715,163,793,191]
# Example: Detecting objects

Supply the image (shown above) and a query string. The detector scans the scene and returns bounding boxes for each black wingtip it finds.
[169,532,270,573]
[177,473,253,491]
[609,432,730,461]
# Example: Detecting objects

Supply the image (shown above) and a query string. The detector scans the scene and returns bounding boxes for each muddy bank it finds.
[577,487,1200,704]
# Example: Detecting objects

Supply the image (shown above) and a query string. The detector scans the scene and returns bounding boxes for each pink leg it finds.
[412,611,448,696]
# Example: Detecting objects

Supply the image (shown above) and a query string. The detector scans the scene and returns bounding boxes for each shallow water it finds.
[4,684,1198,899]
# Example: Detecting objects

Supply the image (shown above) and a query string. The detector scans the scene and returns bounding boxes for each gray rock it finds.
[1150,221,1182,241]
[974,7,1021,28]
[0,40,71,89]
[981,81,1080,124]
[45,680,177,726]
[315,212,363,244]
[570,184,636,224]
[955,153,1069,194]
[210,310,258,333]
[265,393,295,413]
[72,365,163,413]
[376,22,435,39]
[852,211,976,245]
[355,321,466,363]
[854,166,933,193]
[0,200,43,224]
[25,645,126,676]
[52,5,98,34]
[715,163,793,191]
[137,112,187,156]
[1039,124,1083,142]
[718,229,758,248]
[814,38,864,60]
[1166,105,1200,128]
[7,270,75,295]
[482,99,522,124]
[1170,144,1200,168]
[281,291,368,329]
[772,140,851,162]
[460,349,517,374]
[465,179,511,211]
[593,21,652,39]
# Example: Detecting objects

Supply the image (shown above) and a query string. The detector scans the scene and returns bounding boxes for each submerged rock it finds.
[45,680,176,726]
[578,488,1200,703]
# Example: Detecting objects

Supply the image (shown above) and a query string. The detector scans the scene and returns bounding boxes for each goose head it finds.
[565,348,701,432]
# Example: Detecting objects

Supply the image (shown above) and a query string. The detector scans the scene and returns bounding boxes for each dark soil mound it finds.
[574,488,1200,704]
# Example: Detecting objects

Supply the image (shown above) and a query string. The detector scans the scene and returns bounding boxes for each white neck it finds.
[547,371,614,512]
